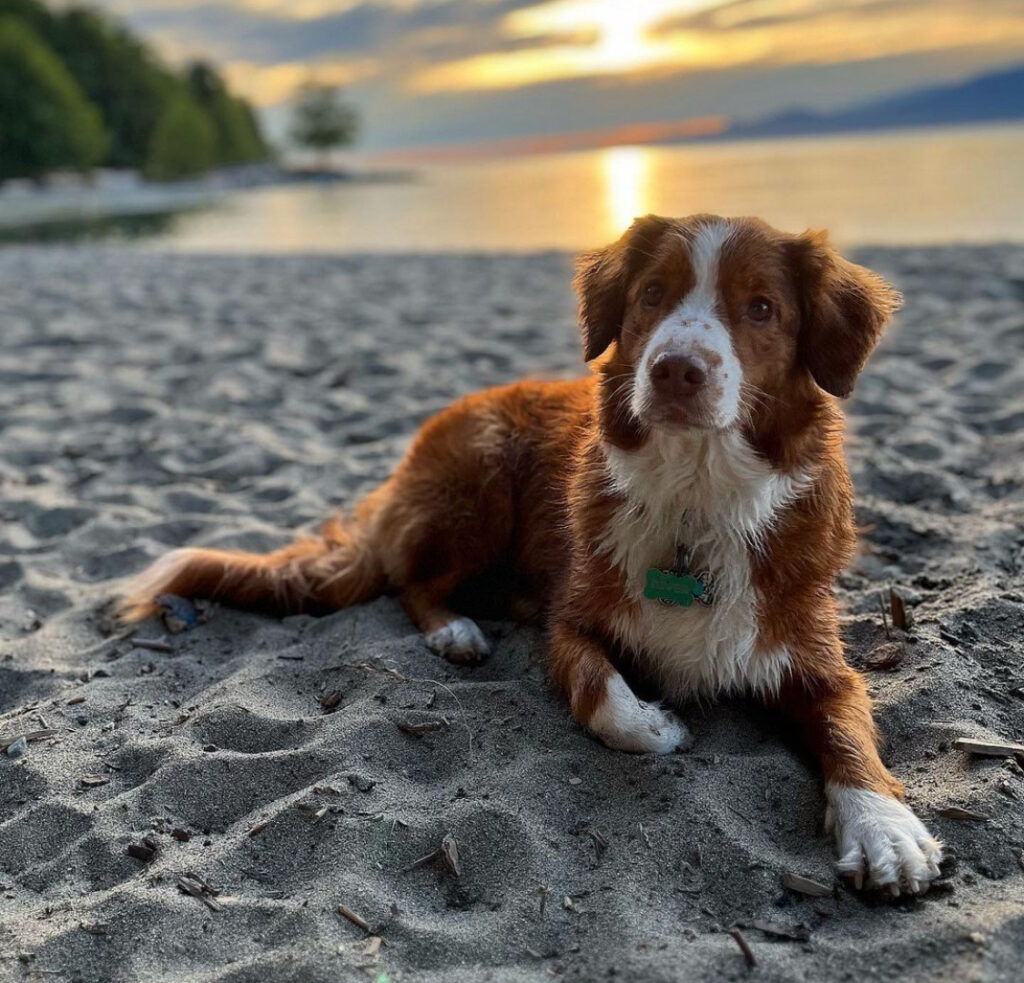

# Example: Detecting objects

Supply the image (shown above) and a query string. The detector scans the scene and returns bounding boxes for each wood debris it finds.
[403,833,461,877]
[320,691,343,713]
[396,716,446,736]
[750,919,812,942]
[937,806,988,821]
[439,834,460,876]
[953,737,1024,760]
[878,593,891,640]
[587,828,608,861]
[127,836,159,862]
[177,873,222,911]
[133,638,173,654]
[80,774,109,788]
[781,872,833,897]
[728,927,757,968]
[1,728,57,753]
[889,588,910,630]
[337,903,371,933]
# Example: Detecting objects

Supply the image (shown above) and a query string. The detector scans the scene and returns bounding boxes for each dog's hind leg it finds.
[400,574,491,665]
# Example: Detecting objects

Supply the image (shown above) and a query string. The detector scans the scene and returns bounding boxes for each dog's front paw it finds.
[424,617,491,664]
[826,784,943,895]
[587,673,693,754]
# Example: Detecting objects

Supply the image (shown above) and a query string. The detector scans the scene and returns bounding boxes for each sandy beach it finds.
[1,244,1022,982]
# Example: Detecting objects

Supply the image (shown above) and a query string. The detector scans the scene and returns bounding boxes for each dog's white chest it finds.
[600,432,807,698]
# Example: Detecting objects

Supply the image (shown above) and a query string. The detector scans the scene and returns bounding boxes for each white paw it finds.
[424,617,491,664]
[826,784,943,895]
[588,673,693,754]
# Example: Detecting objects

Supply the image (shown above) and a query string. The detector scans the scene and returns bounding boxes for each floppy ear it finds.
[574,215,669,362]
[793,232,902,397]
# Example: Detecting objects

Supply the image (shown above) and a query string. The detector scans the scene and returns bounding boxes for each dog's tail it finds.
[118,515,386,624]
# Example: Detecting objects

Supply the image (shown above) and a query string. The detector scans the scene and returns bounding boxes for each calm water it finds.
[153,124,1023,252]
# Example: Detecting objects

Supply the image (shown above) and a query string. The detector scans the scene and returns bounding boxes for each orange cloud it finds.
[408,0,1024,93]
[222,56,379,106]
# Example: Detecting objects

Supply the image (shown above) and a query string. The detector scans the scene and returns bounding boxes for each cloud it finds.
[92,0,1024,147]
[116,0,553,64]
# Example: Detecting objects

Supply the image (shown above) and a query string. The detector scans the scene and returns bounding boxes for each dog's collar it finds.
[643,545,714,607]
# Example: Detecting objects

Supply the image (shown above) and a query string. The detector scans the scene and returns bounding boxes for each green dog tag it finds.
[643,568,705,607]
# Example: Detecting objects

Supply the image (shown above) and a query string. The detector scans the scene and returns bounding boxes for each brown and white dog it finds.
[121,213,942,894]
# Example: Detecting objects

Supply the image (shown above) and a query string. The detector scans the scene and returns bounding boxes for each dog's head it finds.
[575,214,900,442]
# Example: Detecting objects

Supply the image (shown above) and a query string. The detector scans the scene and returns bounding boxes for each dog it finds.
[121,213,942,894]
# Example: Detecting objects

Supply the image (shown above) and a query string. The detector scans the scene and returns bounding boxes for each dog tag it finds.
[643,568,705,607]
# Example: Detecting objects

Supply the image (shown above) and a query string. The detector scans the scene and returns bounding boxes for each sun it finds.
[591,1,656,70]
[508,0,715,74]
[412,1,731,94]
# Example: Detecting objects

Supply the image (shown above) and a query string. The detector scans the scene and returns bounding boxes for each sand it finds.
[1,244,1022,983]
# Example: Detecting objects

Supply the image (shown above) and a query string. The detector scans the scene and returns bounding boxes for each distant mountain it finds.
[720,64,1024,141]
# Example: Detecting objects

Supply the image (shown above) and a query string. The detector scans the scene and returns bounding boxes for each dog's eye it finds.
[746,297,773,322]
[642,282,664,307]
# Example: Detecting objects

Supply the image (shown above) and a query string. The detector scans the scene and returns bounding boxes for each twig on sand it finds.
[953,737,1024,762]
[728,927,757,968]
[75,628,135,659]
[403,833,461,877]
[878,593,891,641]
[337,903,371,933]
[781,872,833,897]
[587,828,608,862]
[937,806,988,821]
[178,874,222,911]
[750,920,811,942]
[133,637,174,654]
[1,729,57,752]
[889,588,910,631]
[396,717,446,736]
[127,835,159,862]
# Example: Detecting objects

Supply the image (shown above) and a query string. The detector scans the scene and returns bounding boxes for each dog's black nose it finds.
[650,354,707,397]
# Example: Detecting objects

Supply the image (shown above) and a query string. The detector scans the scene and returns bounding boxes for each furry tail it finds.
[118,516,385,624]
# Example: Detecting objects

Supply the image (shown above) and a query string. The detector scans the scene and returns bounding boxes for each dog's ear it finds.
[574,215,669,362]
[792,232,901,398]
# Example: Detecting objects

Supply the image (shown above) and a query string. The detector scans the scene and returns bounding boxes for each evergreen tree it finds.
[187,61,266,165]
[143,94,216,181]
[0,0,268,176]
[49,6,183,169]
[0,16,106,181]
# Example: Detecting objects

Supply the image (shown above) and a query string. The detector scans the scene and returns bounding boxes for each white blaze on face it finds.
[631,221,743,430]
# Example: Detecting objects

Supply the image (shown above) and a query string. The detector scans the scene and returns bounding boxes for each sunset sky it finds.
[90,0,1024,151]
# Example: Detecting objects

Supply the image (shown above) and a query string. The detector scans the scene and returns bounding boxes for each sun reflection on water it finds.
[601,145,652,236]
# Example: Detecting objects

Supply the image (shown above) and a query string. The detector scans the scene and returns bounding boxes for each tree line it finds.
[0,0,268,183]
